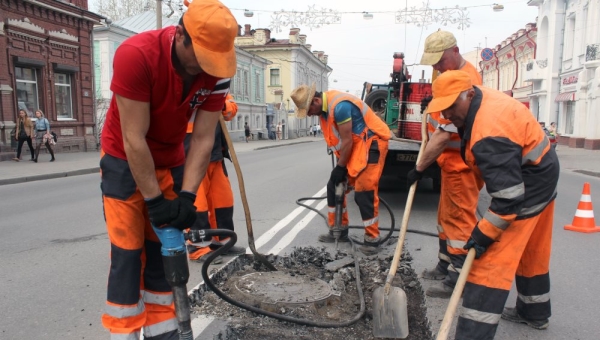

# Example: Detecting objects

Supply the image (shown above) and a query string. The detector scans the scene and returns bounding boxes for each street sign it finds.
[481,48,494,61]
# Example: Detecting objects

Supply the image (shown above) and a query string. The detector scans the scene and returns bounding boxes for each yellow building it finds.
[236,25,332,139]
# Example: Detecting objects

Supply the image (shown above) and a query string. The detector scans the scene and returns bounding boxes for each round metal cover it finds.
[234,271,333,305]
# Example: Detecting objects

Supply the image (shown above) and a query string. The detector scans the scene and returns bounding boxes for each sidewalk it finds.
[0,136,320,186]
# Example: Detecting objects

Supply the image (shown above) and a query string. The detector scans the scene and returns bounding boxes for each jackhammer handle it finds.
[436,248,476,340]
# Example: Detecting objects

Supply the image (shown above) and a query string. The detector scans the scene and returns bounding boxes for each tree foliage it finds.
[95,0,183,22]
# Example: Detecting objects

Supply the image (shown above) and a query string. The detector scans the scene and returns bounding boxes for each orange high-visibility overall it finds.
[321,91,391,242]
[185,94,237,259]
[455,86,559,340]
[100,151,180,339]
[427,61,483,285]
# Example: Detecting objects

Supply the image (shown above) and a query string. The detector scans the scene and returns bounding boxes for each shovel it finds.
[435,248,476,340]
[373,112,429,339]
[219,116,277,271]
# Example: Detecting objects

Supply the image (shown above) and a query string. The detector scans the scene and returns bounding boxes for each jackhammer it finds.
[332,182,347,249]
[152,225,194,340]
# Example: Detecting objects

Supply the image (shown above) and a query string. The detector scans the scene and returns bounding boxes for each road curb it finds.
[0,167,100,186]
[573,169,600,178]
[254,141,315,150]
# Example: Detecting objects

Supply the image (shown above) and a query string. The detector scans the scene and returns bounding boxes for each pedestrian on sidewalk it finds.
[185,93,246,263]
[98,0,237,338]
[244,122,250,142]
[291,83,392,255]
[407,29,483,299]
[33,110,55,162]
[13,109,35,162]
[427,70,559,339]
[276,122,282,140]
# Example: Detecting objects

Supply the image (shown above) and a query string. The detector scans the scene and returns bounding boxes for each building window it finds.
[234,68,241,97]
[256,115,261,130]
[15,66,39,117]
[270,69,280,86]
[55,73,73,119]
[243,70,250,99]
[564,101,575,135]
[255,71,261,101]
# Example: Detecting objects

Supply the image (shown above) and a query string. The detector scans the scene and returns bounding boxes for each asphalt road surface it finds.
[1,141,598,339]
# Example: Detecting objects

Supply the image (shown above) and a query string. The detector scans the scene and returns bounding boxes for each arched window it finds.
[237,115,242,130]
[256,115,261,129]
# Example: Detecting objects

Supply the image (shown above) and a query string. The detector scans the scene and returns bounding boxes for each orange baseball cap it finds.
[427,70,473,113]
[183,0,238,78]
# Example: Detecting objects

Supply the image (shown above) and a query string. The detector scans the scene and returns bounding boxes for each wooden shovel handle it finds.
[436,248,477,340]
[383,112,429,294]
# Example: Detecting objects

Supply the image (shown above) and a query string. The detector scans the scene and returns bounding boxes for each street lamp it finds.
[244,9,254,17]
[493,4,504,12]
[363,12,374,20]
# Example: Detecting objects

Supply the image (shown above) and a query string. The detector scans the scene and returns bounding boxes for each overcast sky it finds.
[90,0,539,96]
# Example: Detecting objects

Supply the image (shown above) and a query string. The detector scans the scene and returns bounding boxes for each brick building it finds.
[0,0,103,158]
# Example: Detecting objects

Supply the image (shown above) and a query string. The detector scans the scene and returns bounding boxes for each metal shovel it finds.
[372,112,429,339]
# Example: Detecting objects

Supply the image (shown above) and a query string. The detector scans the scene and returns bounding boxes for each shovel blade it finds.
[372,286,409,339]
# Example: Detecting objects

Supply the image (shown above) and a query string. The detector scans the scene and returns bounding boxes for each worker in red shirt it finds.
[408,30,484,298]
[185,93,246,262]
[99,0,237,338]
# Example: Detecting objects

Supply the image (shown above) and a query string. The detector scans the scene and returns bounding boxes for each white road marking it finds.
[267,200,328,255]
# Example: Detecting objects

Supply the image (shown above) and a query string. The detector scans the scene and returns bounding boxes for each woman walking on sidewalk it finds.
[13,109,35,161]
[33,109,55,162]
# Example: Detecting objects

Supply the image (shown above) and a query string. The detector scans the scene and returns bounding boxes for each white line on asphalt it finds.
[267,200,328,255]
[249,186,327,253]
[186,186,327,339]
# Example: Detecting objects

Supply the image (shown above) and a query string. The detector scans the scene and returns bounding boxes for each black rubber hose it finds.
[296,195,437,240]
[199,229,366,328]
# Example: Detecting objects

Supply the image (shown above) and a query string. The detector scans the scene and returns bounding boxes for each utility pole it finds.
[156,0,162,29]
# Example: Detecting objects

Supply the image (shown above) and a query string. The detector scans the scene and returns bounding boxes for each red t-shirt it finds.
[101,26,230,168]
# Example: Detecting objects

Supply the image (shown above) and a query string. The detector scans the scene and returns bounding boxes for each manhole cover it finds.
[233,271,333,307]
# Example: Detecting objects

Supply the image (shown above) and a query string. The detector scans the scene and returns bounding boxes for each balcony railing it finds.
[586,43,599,62]
[523,59,547,82]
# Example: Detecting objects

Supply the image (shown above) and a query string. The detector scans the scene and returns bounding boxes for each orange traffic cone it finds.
[564,183,600,233]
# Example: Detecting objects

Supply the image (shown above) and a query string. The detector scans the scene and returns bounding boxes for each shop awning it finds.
[555,92,575,102]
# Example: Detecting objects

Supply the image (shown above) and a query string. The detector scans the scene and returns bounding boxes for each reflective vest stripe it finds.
[143,291,173,306]
[143,318,178,337]
[460,307,502,324]
[105,300,144,319]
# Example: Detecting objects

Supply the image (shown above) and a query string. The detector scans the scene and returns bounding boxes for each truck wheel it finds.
[365,89,388,118]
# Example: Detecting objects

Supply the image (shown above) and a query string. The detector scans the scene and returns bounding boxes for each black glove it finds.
[146,191,197,231]
[406,167,424,187]
[464,238,487,259]
[420,95,433,114]
[330,165,348,185]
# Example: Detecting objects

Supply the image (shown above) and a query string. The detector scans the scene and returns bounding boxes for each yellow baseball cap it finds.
[427,70,473,113]
[420,30,457,65]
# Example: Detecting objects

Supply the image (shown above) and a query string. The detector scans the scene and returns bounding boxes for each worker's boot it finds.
[358,239,380,256]
[501,307,549,330]
[425,282,454,298]
[421,265,448,280]
[318,228,350,243]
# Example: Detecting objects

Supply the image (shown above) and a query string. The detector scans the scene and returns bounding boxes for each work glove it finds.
[146,191,197,231]
[406,166,424,187]
[329,165,348,185]
[463,237,488,259]
[420,95,433,114]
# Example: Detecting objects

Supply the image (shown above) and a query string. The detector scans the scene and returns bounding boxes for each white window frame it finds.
[270,68,280,86]
[15,66,39,117]
[55,72,74,120]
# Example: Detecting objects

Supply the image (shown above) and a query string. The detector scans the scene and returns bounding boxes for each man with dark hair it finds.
[99,0,237,338]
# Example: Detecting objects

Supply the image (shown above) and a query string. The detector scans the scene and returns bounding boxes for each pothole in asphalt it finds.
[191,243,432,340]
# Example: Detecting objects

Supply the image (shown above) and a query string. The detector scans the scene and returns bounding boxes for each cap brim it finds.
[193,42,237,78]
[428,92,461,113]
[420,51,444,66]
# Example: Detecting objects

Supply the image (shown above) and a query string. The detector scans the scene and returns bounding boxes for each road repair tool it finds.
[219,116,277,271]
[152,225,194,340]
[332,181,347,249]
[436,248,476,340]
[372,112,429,339]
